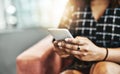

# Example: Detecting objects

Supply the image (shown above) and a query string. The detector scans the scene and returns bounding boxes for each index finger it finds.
[65,38,85,45]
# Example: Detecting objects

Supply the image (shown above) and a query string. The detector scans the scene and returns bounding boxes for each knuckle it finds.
[83,37,88,40]
[74,45,78,50]
[85,46,89,50]
[66,44,70,48]
[69,45,73,49]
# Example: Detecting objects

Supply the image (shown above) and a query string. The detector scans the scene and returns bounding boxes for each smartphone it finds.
[48,28,73,40]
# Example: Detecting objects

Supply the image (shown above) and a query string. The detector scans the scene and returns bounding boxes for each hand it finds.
[57,36,106,61]
[53,40,70,58]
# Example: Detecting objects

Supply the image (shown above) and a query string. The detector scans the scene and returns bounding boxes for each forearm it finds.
[104,48,120,63]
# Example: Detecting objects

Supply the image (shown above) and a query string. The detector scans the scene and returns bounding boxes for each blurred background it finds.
[0,0,68,74]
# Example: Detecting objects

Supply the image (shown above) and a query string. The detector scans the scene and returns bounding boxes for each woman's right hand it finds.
[53,40,70,58]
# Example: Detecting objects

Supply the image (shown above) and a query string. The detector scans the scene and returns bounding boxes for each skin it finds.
[53,0,120,74]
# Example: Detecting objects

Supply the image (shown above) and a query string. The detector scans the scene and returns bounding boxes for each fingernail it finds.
[58,42,62,46]
[54,41,57,44]
[65,38,69,41]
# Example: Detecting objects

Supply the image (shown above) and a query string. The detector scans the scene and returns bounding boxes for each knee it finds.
[91,61,120,74]
[60,70,83,74]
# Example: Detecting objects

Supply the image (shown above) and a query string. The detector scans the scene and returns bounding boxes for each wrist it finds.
[97,47,107,61]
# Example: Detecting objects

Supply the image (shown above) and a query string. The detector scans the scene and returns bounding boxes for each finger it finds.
[57,41,65,47]
[53,41,58,46]
[53,40,64,46]
[57,41,89,52]
[65,44,79,50]
[54,46,68,54]
[75,36,88,40]
[58,42,86,51]
[64,48,72,53]
[71,51,88,56]
[57,41,78,50]
[65,38,86,45]
[71,51,81,55]
[65,38,79,44]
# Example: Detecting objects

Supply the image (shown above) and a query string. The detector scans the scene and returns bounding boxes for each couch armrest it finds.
[16,35,61,74]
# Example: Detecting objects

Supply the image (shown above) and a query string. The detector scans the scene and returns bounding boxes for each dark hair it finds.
[85,0,120,8]
[110,0,120,8]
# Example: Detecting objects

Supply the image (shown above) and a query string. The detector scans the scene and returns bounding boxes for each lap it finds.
[60,61,120,74]
[60,70,83,74]
[90,61,120,74]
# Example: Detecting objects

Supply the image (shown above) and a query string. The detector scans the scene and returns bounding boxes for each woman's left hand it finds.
[57,36,106,61]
